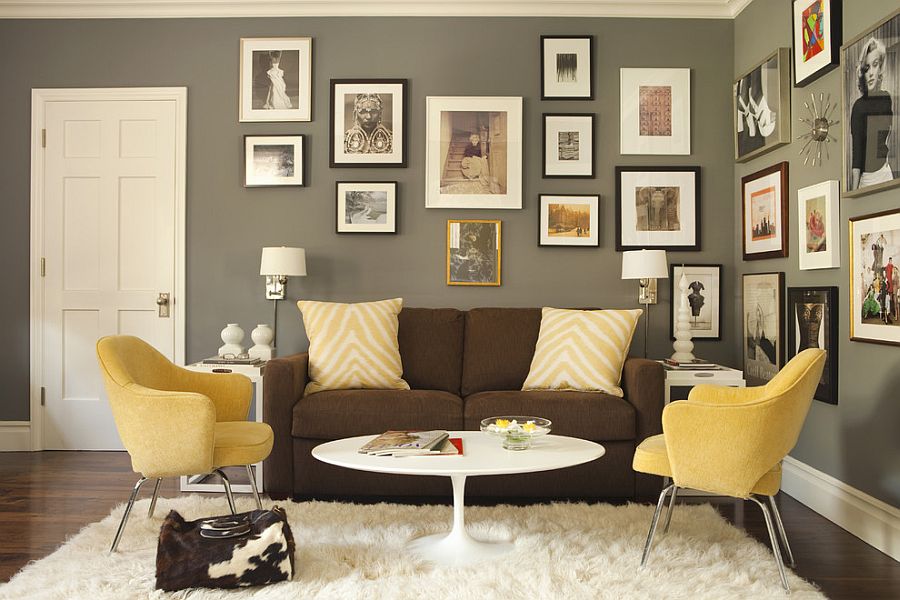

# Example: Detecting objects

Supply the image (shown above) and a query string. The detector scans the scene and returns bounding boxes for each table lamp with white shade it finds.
[621,249,668,358]
[260,247,307,350]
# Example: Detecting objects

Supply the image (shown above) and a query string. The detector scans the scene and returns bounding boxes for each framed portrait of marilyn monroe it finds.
[240,37,312,122]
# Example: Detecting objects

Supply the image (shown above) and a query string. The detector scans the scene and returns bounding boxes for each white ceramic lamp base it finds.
[671,272,695,361]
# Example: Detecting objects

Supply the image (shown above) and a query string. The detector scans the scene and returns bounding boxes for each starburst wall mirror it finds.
[797,92,838,166]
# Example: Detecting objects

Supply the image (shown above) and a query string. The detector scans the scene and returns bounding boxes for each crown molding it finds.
[0,0,754,20]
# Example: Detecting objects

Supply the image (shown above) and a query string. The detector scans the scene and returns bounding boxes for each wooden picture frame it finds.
[541,35,594,100]
[239,37,312,122]
[446,220,501,286]
[669,264,722,340]
[538,195,599,247]
[787,286,839,404]
[849,208,900,346]
[329,79,407,168]
[243,134,304,187]
[733,48,791,162]
[615,166,701,251]
[335,181,397,234]
[742,271,785,385]
[742,161,789,261]
[792,0,842,87]
[542,114,595,178]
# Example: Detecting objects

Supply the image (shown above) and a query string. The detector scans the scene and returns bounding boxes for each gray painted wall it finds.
[735,0,899,506]
[0,16,736,422]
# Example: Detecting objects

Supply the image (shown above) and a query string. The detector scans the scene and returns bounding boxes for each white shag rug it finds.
[0,495,825,599]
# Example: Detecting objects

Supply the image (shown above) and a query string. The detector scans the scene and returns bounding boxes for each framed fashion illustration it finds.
[538,195,599,247]
[792,0,842,87]
[541,35,594,100]
[733,48,791,162]
[841,8,900,198]
[446,220,501,286]
[669,264,722,341]
[620,68,691,155]
[542,114,595,178]
[615,166,700,251]
[239,37,312,122]
[797,180,840,270]
[743,272,785,385]
[243,135,304,187]
[849,208,900,346]
[330,79,407,168]
[335,181,397,234]
[787,286,838,404]
[742,162,789,261]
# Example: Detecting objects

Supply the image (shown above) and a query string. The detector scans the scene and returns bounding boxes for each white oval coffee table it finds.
[312,431,605,566]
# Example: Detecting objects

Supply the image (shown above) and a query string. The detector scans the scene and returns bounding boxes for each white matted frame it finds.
[538,195,599,247]
[615,166,700,251]
[541,35,594,100]
[330,78,407,167]
[669,264,722,340]
[797,180,840,270]
[542,113,594,178]
[336,181,398,234]
[620,68,690,155]
[239,37,312,122]
[792,0,842,87]
[243,134,305,187]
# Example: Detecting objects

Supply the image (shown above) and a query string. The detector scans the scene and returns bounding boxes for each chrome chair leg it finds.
[110,476,148,553]
[663,485,678,534]
[214,468,237,515]
[749,495,790,593]
[641,483,675,567]
[769,495,796,568]
[246,464,262,510]
[147,478,162,518]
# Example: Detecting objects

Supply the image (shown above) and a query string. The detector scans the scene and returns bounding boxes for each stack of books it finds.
[201,356,263,366]
[358,430,463,457]
[662,358,720,370]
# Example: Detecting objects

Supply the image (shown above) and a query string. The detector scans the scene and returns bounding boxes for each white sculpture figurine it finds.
[671,271,695,361]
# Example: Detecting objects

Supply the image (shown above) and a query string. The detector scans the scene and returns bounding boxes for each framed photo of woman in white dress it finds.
[240,37,312,122]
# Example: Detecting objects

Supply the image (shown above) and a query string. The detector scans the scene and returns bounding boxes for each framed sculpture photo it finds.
[620,68,691,155]
[541,35,594,100]
[743,272,785,385]
[841,8,900,198]
[615,166,700,251]
[538,195,599,247]
[330,79,407,168]
[542,114,595,178]
[797,180,840,270]
[792,0,842,87]
[787,286,839,404]
[733,48,791,162]
[742,162,789,261]
[849,208,900,346]
[335,181,397,234]
[669,264,722,341]
[239,37,312,122]
[425,96,523,209]
[447,220,501,286]
[243,135,304,187]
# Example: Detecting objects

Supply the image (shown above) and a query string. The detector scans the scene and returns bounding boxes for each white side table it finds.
[180,359,266,494]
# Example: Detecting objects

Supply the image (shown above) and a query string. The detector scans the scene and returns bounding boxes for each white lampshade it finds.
[260,247,307,276]
[621,249,668,280]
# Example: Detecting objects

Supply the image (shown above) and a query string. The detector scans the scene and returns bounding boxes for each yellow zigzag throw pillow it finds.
[298,298,410,395]
[522,307,642,397]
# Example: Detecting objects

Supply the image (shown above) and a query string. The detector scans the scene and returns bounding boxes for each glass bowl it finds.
[480,416,552,451]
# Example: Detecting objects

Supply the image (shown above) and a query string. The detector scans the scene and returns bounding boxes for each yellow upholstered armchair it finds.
[632,348,826,592]
[96,335,274,552]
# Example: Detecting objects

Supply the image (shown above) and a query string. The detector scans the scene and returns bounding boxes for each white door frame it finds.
[29,87,187,451]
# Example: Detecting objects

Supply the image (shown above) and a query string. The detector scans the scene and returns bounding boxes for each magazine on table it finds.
[358,430,461,456]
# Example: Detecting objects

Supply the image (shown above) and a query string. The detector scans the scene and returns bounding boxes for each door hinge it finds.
[41,129,46,148]
[40,386,46,406]
[41,257,46,277]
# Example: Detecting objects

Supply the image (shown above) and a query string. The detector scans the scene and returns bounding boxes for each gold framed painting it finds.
[446,220,501,286]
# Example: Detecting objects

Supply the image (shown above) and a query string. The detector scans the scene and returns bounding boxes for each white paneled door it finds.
[39,94,183,450]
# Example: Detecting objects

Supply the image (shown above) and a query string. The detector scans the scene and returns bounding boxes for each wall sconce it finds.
[621,249,668,358]
[259,247,307,348]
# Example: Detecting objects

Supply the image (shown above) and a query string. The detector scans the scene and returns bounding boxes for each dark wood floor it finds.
[0,452,897,598]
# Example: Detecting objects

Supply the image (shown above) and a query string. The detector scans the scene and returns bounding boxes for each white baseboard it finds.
[0,421,32,451]
[782,455,900,561]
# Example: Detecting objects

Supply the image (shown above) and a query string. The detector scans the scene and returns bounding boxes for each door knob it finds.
[157,293,170,318]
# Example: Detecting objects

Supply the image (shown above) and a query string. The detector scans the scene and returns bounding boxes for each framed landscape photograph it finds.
[797,180,840,270]
[447,220,501,286]
[734,48,791,162]
[541,35,594,100]
[743,272,785,385]
[742,162,789,261]
[538,195,599,247]
[620,68,691,155]
[330,79,407,168]
[787,286,839,404]
[841,8,900,198]
[240,37,311,122]
[849,208,900,346]
[543,114,594,178]
[615,166,700,251]
[669,264,722,340]
[335,181,397,234]
[243,135,304,187]
[792,0,842,87]
[425,96,523,209]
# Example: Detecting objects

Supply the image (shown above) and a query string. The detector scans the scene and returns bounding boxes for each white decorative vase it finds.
[248,324,275,361]
[219,323,245,356]
[671,272,696,361]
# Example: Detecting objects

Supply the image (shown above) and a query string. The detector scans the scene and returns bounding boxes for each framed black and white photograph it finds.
[538,195,599,247]
[743,272,785,385]
[447,219,501,286]
[742,162,789,261]
[425,96,523,209]
[792,0,842,87]
[541,35,594,100]
[841,8,900,198]
[240,37,311,122]
[849,208,900,346]
[620,68,691,155]
[330,79,407,168]
[335,182,397,234]
[615,166,700,251]
[797,180,840,270]
[670,264,722,340]
[787,286,839,404]
[734,48,791,162]
[243,135,304,187]
[542,114,594,178]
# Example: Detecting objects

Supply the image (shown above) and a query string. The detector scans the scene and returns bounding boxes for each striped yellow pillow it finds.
[522,307,642,397]
[298,298,410,395]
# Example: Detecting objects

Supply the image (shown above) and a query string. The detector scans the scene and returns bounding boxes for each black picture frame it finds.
[742,271,786,385]
[669,263,723,341]
[792,0,842,87]
[335,181,398,234]
[542,113,595,178]
[242,134,305,188]
[787,286,839,404]
[329,78,408,168]
[538,194,600,247]
[615,165,701,251]
[540,35,594,101]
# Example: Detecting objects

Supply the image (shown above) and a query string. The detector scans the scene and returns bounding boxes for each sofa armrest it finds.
[263,352,309,499]
[621,358,665,499]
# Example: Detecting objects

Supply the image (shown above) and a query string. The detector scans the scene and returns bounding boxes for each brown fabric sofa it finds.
[263,307,665,501]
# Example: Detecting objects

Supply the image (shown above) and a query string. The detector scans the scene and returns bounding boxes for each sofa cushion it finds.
[463,390,636,441]
[293,389,464,440]
[461,308,543,396]
[398,308,465,396]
